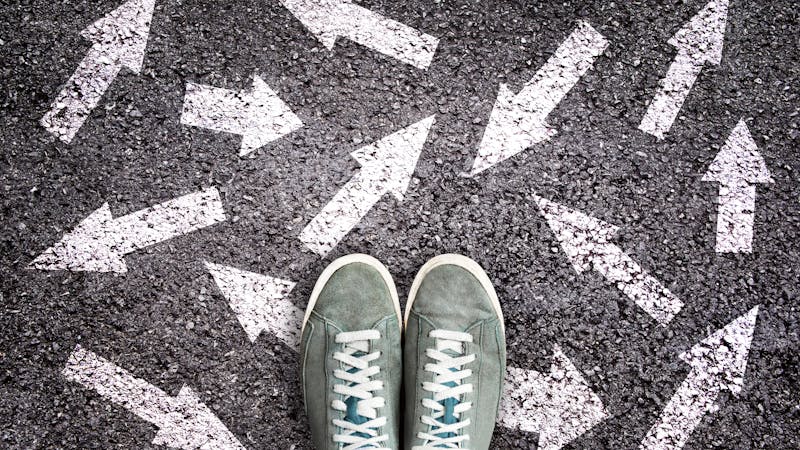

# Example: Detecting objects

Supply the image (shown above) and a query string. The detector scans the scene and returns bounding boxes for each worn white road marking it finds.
[180,75,303,156]
[470,21,608,175]
[534,195,684,325]
[639,0,729,139]
[299,115,435,256]
[40,0,156,143]
[205,262,300,347]
[702,120,773,253]
[278,0,439,69]
[640,306,759,450]
[31,187,226,273]
[63,345,245,449]
[500,346,607,450]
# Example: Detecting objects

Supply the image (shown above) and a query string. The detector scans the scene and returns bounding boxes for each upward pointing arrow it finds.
[702,120,773,253]
[639,0,730,139]
[41,0,156,143]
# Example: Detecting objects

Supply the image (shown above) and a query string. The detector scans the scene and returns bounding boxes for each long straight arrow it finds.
[299,115,435,256]
[31,187,226,273]
[640,306,759,450]
[470,21,608,175]
[63,345,245,449]
[180,75,303,156]
[639,0,729,139]
[41,0,156,143]
[534,195,684,325]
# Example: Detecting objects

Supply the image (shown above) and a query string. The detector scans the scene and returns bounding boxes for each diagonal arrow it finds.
[534,195,684,325]
[63,345,245,449]
[470,21,608,176]
[278,0,439,69]
[640,306,759,450]
[180,75,303,156]
[702,120,773,253]
[499,346,608,450]
[205,262,300,347]
[30,187,226,273]
[299,115,435,257]
[639,0,729,139]
[41,0,156,143]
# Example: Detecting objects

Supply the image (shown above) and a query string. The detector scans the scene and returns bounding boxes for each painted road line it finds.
[63,345,245,449]
[470,21,608,176]
[180,75,303,156]
[278,0,439,69]
[299,115,435,257]
[640,306,759,450]
[534,195,684,325]
[31,187,226,273]
[639,0,729,139]
[702,120,773,253]
[41,0,156,143]
[500,345,607,450]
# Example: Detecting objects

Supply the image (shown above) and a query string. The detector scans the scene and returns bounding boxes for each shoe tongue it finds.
[433,370,461,445]
[343,353,374,442]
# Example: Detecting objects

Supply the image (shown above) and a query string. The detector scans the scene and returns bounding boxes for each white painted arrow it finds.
[63,345,245,449]
[299,115,435,256]
[534,195,684,325]
[41,0,156,143]
[470,21,608,176]
[181,75,303,156]
[640,306,759,450]
[278,0,439,69]
[500,346,607,450]
[702,120,773,253]
[31,187,226,273]
[639,0,729,139]
[205,262,300,347]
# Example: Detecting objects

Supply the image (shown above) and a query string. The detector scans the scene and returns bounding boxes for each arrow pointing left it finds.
[41,0,156,143]
[31,187,226,273]
[63,345,245,449]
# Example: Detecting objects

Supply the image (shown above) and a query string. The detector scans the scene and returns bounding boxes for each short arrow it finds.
[499,345,608,450]
[63,345,245,449]
[640,306,759,450]
[31,187,226,273]
[180,75,303,156]
[534,195,684,325]
[299,115,435,256]
[639,0,729,139]
[41,0,156,143]
[205,262,300,347]
[278,0,439,69]
[702,120,773,253]
[470,21,608,175]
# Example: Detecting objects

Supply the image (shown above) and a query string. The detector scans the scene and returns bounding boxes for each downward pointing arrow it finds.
[640,306,759,450]
[299,115,435,256]
[639,0,730,138]
[63,345,245,449]
[41,0,156,143]
[702,120,773,253]
[534,195,684,325]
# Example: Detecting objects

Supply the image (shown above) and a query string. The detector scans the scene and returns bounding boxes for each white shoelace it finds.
[331,329,389,450]
[414,329,476,449]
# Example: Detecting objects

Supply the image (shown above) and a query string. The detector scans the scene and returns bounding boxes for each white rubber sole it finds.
[404,253,504,334]
[301,254,402,337]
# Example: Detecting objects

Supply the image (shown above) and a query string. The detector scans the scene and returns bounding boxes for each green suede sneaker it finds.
[403,254,506,450]
[301,254,402,450]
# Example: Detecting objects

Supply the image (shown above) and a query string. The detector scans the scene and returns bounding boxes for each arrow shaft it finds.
[714,183,757,253]
[639,51,704,139]
[181,83,251,135]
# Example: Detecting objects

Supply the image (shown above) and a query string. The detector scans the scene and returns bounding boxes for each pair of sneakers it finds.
[300,254,507,450]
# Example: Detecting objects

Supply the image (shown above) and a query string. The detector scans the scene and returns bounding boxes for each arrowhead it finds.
[280,0,344,49]
[681,306,759,395]
[239,75,304,156]
[350,115,435,200]
[30,203,127,273]
[205,262,300,347]
[702,120,773,185]
[80,0,155,72]
[669,0,729,65]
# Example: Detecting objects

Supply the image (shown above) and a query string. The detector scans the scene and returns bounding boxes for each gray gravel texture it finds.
[2,0,799,448]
